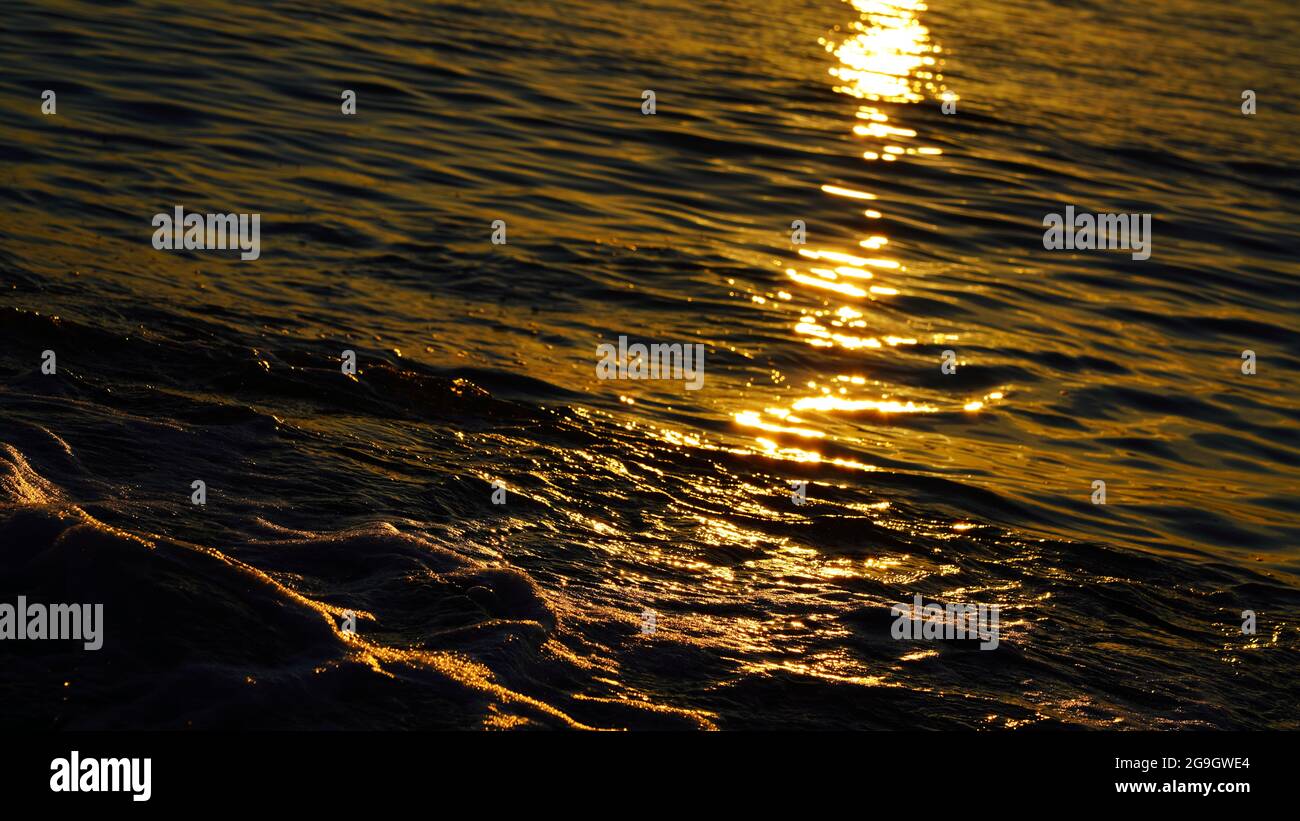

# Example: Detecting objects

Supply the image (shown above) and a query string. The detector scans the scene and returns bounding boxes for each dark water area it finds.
[0,0,1297,729]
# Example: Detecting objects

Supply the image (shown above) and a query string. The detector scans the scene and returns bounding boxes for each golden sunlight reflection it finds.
[738,0,965,469]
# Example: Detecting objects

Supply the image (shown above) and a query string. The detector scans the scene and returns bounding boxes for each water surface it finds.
[1,0,1297,729]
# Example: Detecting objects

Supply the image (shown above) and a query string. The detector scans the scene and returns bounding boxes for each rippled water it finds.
[1,0,1297,729]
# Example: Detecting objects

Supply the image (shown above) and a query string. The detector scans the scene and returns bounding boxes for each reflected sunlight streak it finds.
[741,0,966,469]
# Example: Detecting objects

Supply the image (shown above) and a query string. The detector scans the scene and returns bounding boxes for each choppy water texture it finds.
[1,0,1298,729]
